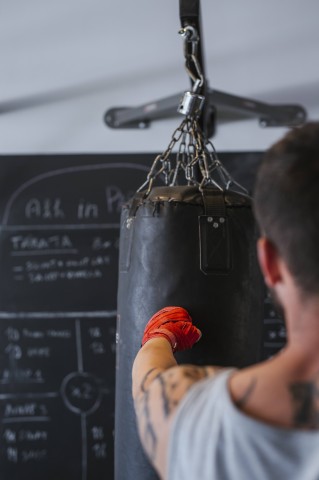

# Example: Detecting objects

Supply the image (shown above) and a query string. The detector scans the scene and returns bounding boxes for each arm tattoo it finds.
[289,380,319,429]
[156,374,171,417]
[234,378,257,408]
[140,367,159,393]
[154,365,214,418]
[182,366,213,381]
[135,390,158,461]
[134,365,216,461]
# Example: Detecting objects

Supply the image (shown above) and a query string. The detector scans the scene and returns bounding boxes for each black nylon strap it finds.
[179,0,200,24]
[201,189,226,218]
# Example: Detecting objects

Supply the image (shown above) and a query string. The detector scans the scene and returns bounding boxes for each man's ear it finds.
[257,237,282,288]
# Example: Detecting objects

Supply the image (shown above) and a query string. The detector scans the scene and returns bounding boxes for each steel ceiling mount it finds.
[104,0,307,138]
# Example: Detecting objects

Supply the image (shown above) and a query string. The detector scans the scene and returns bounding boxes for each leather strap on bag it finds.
[199,189,231,274]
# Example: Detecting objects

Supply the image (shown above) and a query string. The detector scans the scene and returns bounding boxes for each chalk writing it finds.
[28,269,103,283]
[1,368,44,383]
[3,429,16,443]
[91,426,104,441]
[263,291,286,358]
[27,347,50,358]
[4,402,48,418]
[78,201,99,219]
[6,447,18,463]
[91,237,112,250]
[5,327,20,341]
[19,430,48,442]
[89,328,102,339]
[25,198,65,219]
[22,329,44,339]
[21,449,47,462]
[4,344,22,360]
[61,372,102,415]
[105,186,127,214]
[11,235,73,251]
[46,329,72,339]
[89,343,106,355]
[92,443,107,459]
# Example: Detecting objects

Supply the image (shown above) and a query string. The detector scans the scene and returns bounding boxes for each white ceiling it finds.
[1,0,319,153]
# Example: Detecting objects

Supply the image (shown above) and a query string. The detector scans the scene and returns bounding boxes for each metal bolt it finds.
[207,217,213,223]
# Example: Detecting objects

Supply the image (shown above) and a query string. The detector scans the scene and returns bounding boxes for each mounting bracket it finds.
[104,0,307,138]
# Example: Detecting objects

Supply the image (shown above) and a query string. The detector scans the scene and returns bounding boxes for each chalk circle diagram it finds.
[61,372,102,415]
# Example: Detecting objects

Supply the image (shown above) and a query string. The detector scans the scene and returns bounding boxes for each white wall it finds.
[1,0,318,154]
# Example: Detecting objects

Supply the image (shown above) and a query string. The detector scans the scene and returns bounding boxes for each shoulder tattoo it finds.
[234,377,257,408]
[289,378,319,429]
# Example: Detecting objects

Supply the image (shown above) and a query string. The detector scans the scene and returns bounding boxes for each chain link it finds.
[137,116,248,195]
[136,24,248,196]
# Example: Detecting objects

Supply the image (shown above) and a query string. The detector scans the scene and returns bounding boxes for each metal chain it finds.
[137,119,188,194]
[137,115,248,195]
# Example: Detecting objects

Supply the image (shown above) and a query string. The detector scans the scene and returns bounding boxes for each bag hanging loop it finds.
[179,25,204,95]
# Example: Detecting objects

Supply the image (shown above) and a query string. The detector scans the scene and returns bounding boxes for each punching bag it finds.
[115,183,264,480]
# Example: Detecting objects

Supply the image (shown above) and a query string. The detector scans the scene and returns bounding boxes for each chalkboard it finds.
[0,153,285,480]
[0,154,154,480]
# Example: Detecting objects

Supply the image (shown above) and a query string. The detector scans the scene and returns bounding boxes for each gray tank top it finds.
[168,369,319,480]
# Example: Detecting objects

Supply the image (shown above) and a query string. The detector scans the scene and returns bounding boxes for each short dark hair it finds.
[254,122,319,295]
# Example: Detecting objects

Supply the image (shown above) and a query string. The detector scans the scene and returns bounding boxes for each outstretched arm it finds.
[132,307,219,479]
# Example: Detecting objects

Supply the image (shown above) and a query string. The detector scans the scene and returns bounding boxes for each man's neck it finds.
[282,293,319,374]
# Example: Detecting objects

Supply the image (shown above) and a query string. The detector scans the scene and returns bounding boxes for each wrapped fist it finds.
[141,306,202,352]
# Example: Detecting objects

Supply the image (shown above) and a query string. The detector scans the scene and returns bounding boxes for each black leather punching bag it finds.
[115,184,264,480]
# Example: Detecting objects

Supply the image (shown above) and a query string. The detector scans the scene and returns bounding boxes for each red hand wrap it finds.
[141,306,202,352]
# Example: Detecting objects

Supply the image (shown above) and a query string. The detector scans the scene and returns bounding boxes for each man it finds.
[132,122,319,479]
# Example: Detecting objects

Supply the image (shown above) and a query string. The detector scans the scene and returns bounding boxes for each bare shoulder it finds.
[134,364,222,478]
[228,366,260,408]
[229,359,319,430]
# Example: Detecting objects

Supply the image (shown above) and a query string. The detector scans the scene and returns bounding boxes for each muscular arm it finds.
[132,337,218,479]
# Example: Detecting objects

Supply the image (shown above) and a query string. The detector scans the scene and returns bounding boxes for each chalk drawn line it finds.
[11,249,79,257]
[81,413,88,480]
[1,224,120,231]
[2,416,51,423]
[0,392,58,400]
[75,320,84,373]
[0,311,117,319]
